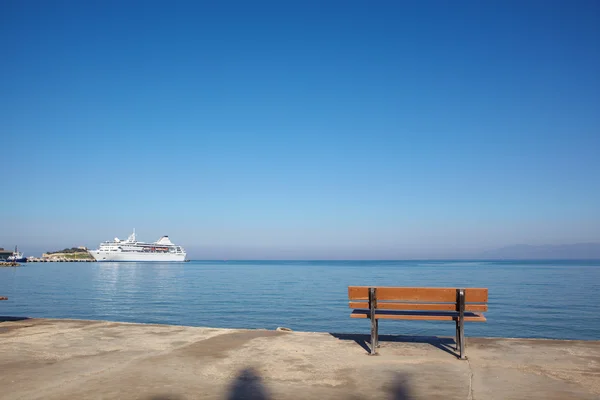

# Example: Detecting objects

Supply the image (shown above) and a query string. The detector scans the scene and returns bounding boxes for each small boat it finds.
[7,246,27,263]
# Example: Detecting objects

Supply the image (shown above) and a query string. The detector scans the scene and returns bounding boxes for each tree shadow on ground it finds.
[227,367,270,400]
[330,333,458,358]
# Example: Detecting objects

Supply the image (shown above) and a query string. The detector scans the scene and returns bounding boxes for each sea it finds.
[1,260,599,340]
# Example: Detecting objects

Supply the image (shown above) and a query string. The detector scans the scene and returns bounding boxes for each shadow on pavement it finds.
[224,366,413,400]
[0,316,31,322]
[144,365,415,400]
[387,373,414,400]
[330,332,458,358]
[227,367,270,400]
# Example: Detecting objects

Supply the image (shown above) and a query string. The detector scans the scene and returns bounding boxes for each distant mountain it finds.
[481,243,600,259]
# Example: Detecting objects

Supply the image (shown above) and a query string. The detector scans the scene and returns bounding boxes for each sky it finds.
[1,1,599,259]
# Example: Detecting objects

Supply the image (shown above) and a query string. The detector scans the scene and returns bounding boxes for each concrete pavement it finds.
[0,318,598,399]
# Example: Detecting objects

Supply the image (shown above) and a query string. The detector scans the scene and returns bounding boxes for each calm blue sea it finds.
[1,260,599,340]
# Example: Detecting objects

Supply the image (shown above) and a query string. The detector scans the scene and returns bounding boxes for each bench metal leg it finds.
[369,287,378,355]
[455,319,460,352]
[370,317,378,354]
[458,288,466,360]
[458,320,465,359]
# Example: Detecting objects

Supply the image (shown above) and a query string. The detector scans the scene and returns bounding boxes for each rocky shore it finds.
[0,261,19,267]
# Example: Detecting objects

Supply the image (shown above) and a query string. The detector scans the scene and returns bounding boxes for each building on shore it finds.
[0,248,13,260]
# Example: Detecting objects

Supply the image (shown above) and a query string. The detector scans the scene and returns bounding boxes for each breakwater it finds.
[26,257,95,263]
[0,262,20,267]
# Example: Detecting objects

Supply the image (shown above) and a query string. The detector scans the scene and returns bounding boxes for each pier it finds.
[26,257,95,263]
[0,318,598,399]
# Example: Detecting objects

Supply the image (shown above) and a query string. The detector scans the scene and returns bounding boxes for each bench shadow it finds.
[330,333,458,358]
[0,316,31,322]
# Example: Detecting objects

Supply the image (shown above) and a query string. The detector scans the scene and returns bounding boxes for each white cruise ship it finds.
[89,231,186,262]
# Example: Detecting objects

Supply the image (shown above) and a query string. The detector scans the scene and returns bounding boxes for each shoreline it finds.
[2,316,598,342]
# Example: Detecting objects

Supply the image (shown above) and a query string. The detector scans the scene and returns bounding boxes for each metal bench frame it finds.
[349,286,488,359]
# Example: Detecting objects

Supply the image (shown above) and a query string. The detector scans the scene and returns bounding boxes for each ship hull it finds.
[89,251,186,262]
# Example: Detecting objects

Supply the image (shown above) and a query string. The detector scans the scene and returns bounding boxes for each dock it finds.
[26,257,95,262]
[0,318,598,399]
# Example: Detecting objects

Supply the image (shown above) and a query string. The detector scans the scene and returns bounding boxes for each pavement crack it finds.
[466,358,474,400]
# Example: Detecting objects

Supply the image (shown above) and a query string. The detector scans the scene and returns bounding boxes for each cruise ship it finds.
[89,231,187,262]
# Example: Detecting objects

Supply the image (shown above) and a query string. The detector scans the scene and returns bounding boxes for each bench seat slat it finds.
[350,309,486,322]
[348,286,488,303]
[0,297,7,301]
[349,301,488,312]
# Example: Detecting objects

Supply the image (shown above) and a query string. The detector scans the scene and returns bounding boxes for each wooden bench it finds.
[348,286,488,359]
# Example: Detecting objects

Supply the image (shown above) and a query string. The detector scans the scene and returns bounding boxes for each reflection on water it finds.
[0,260,599,340]
[94,263,120,297]
[92,263,186,322]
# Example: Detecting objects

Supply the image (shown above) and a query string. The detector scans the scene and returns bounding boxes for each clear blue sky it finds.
[1,1,599,259]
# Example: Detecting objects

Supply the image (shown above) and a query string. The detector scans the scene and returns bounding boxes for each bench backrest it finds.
[348,287,488,312]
